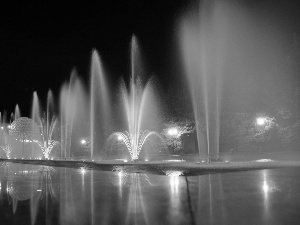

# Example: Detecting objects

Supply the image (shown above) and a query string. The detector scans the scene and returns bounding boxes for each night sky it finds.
[0,0,299,116]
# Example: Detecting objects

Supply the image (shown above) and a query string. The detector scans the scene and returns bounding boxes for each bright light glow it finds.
[80,139,87,145]
[263,180,269,193]
[80,168,86,175]
[253,159,274,162]
[7,125,11,129]
[256,117,266,125]
[0,126,3,130]
[124,159,128,162]
[145,159,148,162]
[170,176,179,194]
[163,159,186,162]
[37,190,42,192]
[117,135,123,141]
[167,128,179,136]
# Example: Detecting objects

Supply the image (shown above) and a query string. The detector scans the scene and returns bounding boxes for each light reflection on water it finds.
[1,163,300,225]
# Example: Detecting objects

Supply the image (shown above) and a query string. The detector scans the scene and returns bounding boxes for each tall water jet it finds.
[90,50,110,159]
[180,1,228,160]
[14,104,20,121]
[60,72,76,158]
[179,0,284,160]
[60,70,89,158]
[0,112,11,158]
[10,112,14,124]
[117,36,163,161]
[31,92,41,158]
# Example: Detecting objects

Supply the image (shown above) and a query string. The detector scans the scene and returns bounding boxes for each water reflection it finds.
[170,175,180,194]
[7,163,40,216]
[124,173,151,225]
[262,170,279,195]
[169,174,182,224]
[1,164,300,225]
[34,166,58,225]
[0,163,58,225]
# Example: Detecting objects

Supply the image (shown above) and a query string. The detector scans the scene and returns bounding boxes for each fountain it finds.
[180,1,230,161]
[59,71,89,159]
[110,36,164,161]
[90,50,111,159]
[2,35,164,162]
[32,91,60,159]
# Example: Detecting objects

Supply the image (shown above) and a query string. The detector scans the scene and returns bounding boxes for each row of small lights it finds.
[0,125,11,130]
[9,157,55,160]
[9,157,152,162]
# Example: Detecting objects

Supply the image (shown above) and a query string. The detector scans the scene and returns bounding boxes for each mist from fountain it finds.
[59,71,89,158]
[180,1,230,160]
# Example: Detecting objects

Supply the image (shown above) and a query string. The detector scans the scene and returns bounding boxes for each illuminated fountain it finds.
[110,36,164,161]
[90,50,111,158]
[32,91,60,159]
[2,35,163,161]
[0,114,11,158]
[114,131,161,161]
[9,117,41,159]
[59,71,89,158]
[58,51,109,159]
[180,1,233,161]
[0,132,11,159]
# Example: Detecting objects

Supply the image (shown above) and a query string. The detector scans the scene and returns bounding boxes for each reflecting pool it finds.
[1,163,300,225]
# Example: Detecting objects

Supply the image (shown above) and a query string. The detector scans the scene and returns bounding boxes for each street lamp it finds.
[80,139,87,145]
[117,134,123,141]
[256,117,267,126]
[167,128,179,136]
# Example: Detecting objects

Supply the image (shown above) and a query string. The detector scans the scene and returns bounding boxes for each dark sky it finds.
[0,1,186,114]
[0,0,299,116]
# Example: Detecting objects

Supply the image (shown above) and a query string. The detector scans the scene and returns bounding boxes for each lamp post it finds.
[255,116,273,152]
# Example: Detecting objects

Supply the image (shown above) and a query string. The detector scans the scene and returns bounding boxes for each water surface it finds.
[0,163,299,225]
